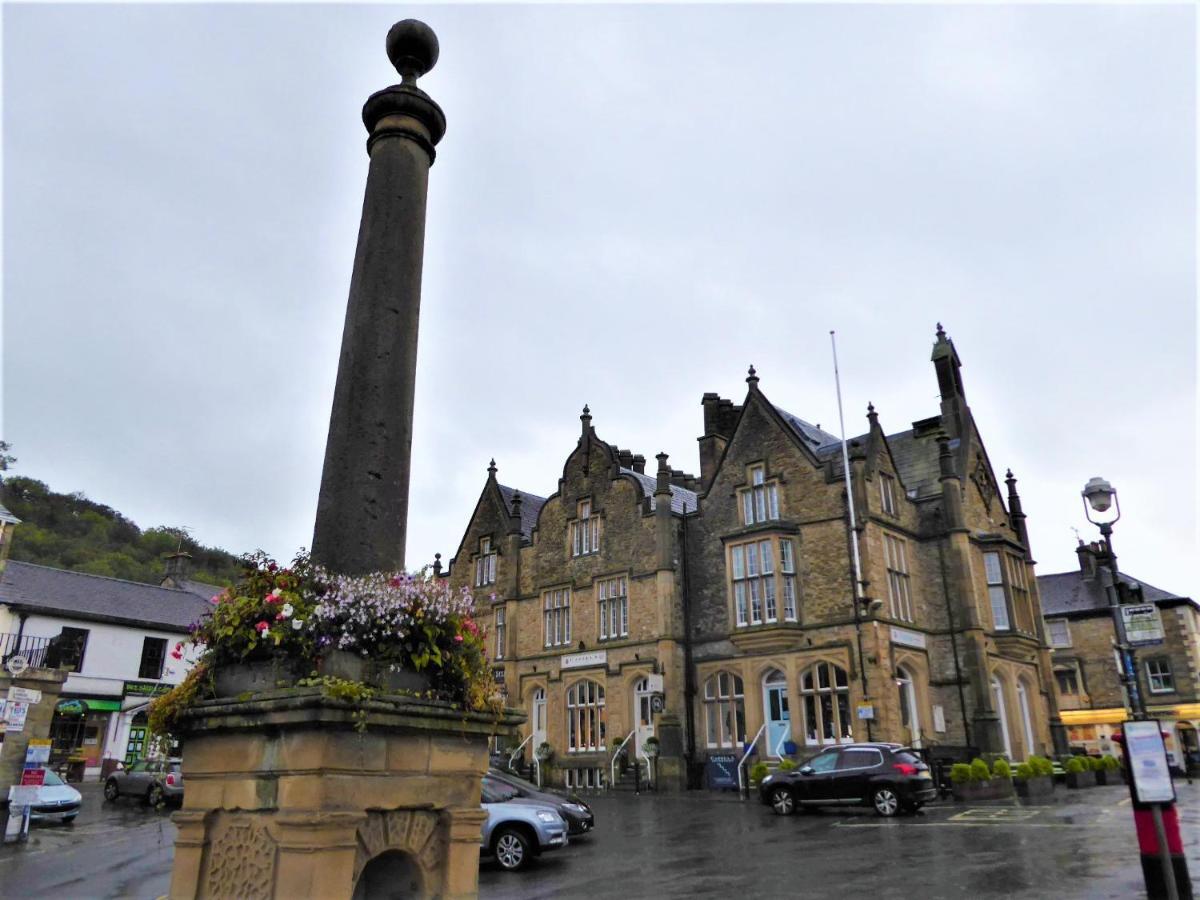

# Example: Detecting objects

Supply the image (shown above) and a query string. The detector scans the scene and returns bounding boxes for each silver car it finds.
[481,774,568,871]
[103,758,184,806]
[29,770,82,824]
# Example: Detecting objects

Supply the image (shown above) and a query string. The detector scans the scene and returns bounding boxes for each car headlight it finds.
[762,774,774,784]
[562,803,587,814]
[536,811,559,823]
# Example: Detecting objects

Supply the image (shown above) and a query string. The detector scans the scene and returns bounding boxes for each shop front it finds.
[1061,704,1200,774]
[48,696,122,780]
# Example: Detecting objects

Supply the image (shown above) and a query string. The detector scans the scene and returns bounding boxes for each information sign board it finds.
[1124,719,1176,804]
[2,700,30,733]
[1122,604,1165,647]
[706,754,739,790]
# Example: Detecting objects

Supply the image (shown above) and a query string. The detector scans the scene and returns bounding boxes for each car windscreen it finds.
[42,770,65,786]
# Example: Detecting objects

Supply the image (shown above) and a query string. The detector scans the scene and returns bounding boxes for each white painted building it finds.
[0,556,216,779]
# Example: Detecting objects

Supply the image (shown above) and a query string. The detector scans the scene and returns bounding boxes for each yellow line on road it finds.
[833,821,1078,828]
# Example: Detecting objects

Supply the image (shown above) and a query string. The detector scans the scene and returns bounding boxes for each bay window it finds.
[730,536,798,627]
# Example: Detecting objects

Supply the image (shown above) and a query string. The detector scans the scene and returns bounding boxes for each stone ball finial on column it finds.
[387,19,440,84]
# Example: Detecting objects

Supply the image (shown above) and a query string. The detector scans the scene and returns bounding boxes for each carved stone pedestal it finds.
[167,687,521,900]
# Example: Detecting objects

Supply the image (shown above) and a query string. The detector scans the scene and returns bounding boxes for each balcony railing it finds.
[0,632,54,669]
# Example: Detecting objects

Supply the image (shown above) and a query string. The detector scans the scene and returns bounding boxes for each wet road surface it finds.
[1,779,1195,898]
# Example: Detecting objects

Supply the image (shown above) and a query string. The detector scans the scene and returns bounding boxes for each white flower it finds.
[292,618,304,631]
[282,603,295,618]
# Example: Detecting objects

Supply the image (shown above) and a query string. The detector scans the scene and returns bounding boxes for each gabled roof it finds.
[0,501,20,525]
[619,468,698,515]
[0,560,214,632]
[497,484,546,540]
[885,430,960,499]
[1037,569,1192,617]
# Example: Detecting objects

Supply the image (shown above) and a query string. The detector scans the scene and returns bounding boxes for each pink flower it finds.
[265,592,280,604]
[170,650,183,660]
[210,594,222,605]
[255,621,269,633]
[275,612,285,621]
[454,634,464,643]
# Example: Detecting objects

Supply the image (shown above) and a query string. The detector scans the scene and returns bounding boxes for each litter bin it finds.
[65,757,86,783]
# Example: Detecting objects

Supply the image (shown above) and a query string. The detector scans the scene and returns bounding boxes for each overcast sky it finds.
[3,4,1195,599]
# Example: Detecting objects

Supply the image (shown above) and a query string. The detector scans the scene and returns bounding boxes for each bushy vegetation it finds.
[969,758,992,782]
[1086,756,1104,772]
[779,759,797,772]
[1065,757,1086,774]
[950,763,972,784]
[0,475,241,585]
[1102,755,1121,772]
[992,758,1012,779]
[749,762,769,787]
[1028,756,1054,777]
[1015,762,1034,780]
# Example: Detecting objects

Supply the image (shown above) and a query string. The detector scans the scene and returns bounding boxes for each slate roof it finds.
[0,561,213,632]
[774,406,843,454]
[177,578,226,601]
[497,485,547,540]
[1037,569,1193,617]
[886,430,960,499]
[619,469,698,515]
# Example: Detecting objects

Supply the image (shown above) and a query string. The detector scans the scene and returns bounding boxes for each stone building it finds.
[444,327,1067,790]
[1039,543,1200,770]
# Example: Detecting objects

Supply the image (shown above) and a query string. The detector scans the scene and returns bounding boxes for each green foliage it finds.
[1065,757,1086,774]
[950,763,972,784]
[779,759,798,772]
[0,440,15,471]
[0,476,242,586]
[1028,756,1054,777]
[1102,755,1121,771]
[969,758,992,782]
[992,758,1012,779]
[749,762,769,787]
[1086,756,1104,772]
[1014,762,1034,780]
[147,663,212,745]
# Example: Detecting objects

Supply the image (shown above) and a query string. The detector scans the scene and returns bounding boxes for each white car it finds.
[28,770,82,824]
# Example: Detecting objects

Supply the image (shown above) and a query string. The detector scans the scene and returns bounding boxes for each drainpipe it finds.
[679,502,698,788]
[935,517,971,748]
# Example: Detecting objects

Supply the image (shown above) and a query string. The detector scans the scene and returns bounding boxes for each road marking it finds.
[833,820,1078,828]
[950,808,1039,821]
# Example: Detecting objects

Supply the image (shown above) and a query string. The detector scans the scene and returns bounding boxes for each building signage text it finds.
[560,650,607,670]
[1121,604,1165,647]
[890,627,927,650]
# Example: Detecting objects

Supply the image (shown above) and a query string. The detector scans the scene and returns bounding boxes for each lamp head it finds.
[1082,476,1116,513]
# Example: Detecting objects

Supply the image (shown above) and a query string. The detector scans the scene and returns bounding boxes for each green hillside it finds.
[0,475,242,587]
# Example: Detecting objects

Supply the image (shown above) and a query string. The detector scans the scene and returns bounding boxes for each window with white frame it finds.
[571,500,600,556]
[730,537,798,627]
[883,534,913,622]
[566,680,605,752]
[494,607,506,660]
[597,575,628,641]
[983,552,1010,631]
[543,589,571,648]
[703,672,746,749]
[880,473,898,517]
[779,538,798,622]
[1047,619,1072,648]
[740,465,780,526]
[564,768,606,790]
[474,536,496,587]
[1146,658,1175,694]
[800,662,853,746]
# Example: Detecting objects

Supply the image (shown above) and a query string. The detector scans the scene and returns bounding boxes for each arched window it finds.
[1016,679,1036,758]
[703,672,746,749]
[800,662,852,746]
[896,666,921,747]
[991,674,1013,758]
[566,680,605,753]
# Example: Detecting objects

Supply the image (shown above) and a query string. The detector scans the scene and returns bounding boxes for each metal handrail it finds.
[508,732,533,771]
[610,729,636,789]
[737,723,767,795]
[772,727,790,758]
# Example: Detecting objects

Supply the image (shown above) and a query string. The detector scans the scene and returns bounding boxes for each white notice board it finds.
[1124,720,1176,804]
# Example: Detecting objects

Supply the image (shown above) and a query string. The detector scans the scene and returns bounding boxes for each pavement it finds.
[0,778,1195,899]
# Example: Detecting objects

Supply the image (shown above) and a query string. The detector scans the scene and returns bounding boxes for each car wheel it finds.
[104,780,119,802]
[492,827,531,872]
[872,787,900,817]
[148,784,165,807]
[770,787,796,816]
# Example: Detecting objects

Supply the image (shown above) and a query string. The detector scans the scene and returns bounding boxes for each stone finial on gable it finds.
[746,365,759,388]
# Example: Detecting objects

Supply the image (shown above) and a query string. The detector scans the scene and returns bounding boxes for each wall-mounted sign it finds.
[890,627,927,650]
[1124,720,1175,804]
[560,650,607,670]
[4,654,29,677]
[932,705,946,733]
[123,681,171,697]
[856,704,875,721]
[8,687,42,704]
[3,700,30,733]
[1121,604,1165,647]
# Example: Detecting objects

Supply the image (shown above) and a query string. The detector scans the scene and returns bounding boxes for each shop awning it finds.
[1060,708,1127,726]
[55,698,123,715]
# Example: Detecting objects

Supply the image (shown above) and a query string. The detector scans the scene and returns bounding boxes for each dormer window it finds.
[572,500,600,557]
[740,465,780,526]
[474,537,496,587]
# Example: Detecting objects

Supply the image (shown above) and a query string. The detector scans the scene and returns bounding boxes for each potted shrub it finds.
[642,736,661,759]
[1088,755,1108,785]
[1102,754,1123,784]
[952,757,1014,801]
[778,758,798,773]
[749,761,769,788]
[1065,756,1096,789]
[1014,756,1054,800]
[535,741,554,763]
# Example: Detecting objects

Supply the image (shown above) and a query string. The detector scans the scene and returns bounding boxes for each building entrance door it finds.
[531,687,546,750]
[634,677,655,757]
[763,670,791,757]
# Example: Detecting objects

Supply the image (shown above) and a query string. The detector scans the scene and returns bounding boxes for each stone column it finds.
[312,20,447,575]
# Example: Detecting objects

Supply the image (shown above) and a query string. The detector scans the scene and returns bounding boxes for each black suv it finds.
[759,743,936,817]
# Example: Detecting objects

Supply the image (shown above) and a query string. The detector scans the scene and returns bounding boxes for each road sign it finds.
[1124,719,1176,804]
[24,739,51,766]
[1121,604,1165,647]
[19,769,45,787]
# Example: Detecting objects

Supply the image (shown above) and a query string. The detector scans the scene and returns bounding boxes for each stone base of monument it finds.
[167,686,521,900]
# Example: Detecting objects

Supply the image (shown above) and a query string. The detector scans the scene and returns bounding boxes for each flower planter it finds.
[1094,769,1109,786]
[317,650,431,694]
[1014,775,1054,800]
[1066,770,1096,789]
[213,658,301,697]
[952,778,1015,801]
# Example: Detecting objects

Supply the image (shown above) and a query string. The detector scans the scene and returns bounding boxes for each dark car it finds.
[487,767,595,836]
[759,743,937,817]
[104,758,184,806]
